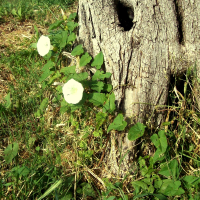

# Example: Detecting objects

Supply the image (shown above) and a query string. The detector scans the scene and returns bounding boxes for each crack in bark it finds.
[88,7,96,39]
[126,48,133,85]
[153,0,159,15]
[174,0,184,45]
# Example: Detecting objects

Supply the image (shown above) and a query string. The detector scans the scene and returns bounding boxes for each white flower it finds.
[37,35,51,56]
[62,79,84,104]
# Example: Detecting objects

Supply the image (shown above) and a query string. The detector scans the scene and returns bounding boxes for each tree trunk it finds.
[77,0,200,176]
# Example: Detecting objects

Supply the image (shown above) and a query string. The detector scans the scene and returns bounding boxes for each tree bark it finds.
[77,0,200,176]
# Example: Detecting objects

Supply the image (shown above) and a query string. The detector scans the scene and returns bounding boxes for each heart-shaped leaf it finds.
[4,143,19,164]
[128,122,146,141]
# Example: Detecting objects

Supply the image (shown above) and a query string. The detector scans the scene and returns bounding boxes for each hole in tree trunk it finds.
[116,1,134,31]
[168,73,187,106]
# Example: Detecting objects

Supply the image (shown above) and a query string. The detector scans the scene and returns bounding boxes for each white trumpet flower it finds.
[37,35,51,56]
[62,79,84,104]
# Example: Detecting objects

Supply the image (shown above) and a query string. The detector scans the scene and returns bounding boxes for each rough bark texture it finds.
[77,0,200,176]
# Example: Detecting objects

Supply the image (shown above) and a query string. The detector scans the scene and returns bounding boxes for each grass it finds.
[0,0,200,199]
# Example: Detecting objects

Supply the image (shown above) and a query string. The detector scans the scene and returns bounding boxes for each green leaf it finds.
[159,164,172,178]
[12,166,30,177]
[48,71,61,84]
[4,143,19,164]
[157,180,185,196]
[34,25,39,39]
[79,141,87,149]
[138,157,150,177]
[154,180,163,189]
[151,130,168,163]
[85,150,93,158]
[42,60,55,72]
[91,52,104,68]
[4,92,11,109]
[60,193,73,200]
[142,178,152,185]
[60,99,68,114]
[91,70,101,81]
[35,146,40,151]
[71,72,89,81]
[148,184,155,193]
[132,180,148,195]
[67,21,79,32]
[103,84,112,92]
[133,193,167,200]
[88,93,106,106]
[71,45,84,56]
[82,183,96,197]
[151,134,160,149]
[159,159,179,179]
[161,122,171,126]
[43,49,53,60]
[132,180,148,190]
[128,122,146,141]
[60,65,76,75]
[60,30,68,48]
[39,98,49,112]
[11,8,17,16]
[68,12,77,20]
[67,32,76,43]
[107,114,127,133]
[17,7,21,17]
[152,194,167,200]
[48,20,64,31]
[80,52,92,67]
[70,103,84,112]
[158,130,168,153]
[96,112,107,129]
[19,166,29,177]
[103,178,116,190]
[103,92,115,113]
[4,183,14,187]
[153,149,163,164]
[38,180,62,200]
[104,72,112,78]
[92,70,112,81]
[38,69,54,83]
[30,43,37,49]
[28,137,36,147]
[182,176,200,186]
[90,81,104,92]
[93,131,100,137]
[107,197,116,200]
[53,32,62,44]
[34,98,49,117]
[56,85,62,93]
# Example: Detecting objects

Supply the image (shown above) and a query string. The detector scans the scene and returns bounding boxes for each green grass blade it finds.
[37,180,62,200]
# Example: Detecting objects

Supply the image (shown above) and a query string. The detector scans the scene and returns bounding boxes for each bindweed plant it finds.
[32,12,146,145]
[32,12,117,123]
